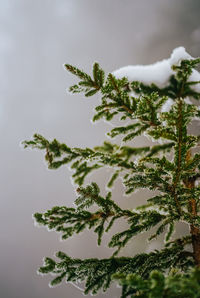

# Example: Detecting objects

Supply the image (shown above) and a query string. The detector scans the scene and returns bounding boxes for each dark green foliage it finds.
[34,182,167,251]
[34,182,132,245]
[114,268,200,298]
[23,136,135,186]
[24,54,200,296]
[65,62,104,97]
[38,242,193,296]
[131,58,200,100]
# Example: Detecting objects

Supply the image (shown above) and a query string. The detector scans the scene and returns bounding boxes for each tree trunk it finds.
[190,198,200,267]
[186,151,200,266]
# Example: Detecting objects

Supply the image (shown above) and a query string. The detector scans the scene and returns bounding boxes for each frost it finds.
[69,281,84,292]
[113,47,200,91]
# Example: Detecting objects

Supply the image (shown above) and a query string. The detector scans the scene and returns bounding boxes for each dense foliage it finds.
[23,53,200,297]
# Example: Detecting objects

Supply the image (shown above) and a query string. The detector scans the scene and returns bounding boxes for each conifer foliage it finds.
[23,48,200,297]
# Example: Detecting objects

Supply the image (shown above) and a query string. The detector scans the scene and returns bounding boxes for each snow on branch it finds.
[113,47,200,92]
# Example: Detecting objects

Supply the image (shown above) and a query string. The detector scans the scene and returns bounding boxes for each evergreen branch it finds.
[148,219,170,241]
[34,182,177,252]
[38,245,193,296]
[124,168,172,194]
[27,53,200,296]
[144,142,174,157]
[109,210,166,255]
[65,62,173,127]
[34,183,132,245]
[131,76,179,99]
[23,135,136,186]
[34,206,114,245]
[148,126,177,142]
[131,59,200,100]
[165,235,192,248]
[108,123,142,139]
[65,63,105,96]
[114,268,200,298]
[171,98,187,215]
[65,64,92,82]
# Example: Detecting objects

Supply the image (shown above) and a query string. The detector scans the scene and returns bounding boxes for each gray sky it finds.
[1,1,200,297]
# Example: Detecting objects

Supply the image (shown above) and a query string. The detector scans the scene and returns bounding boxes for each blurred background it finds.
[1,0,200,297]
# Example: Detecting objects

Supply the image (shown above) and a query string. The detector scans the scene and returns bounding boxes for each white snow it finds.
[188,69,200,92]
[184,97,192,105]
[169,46,192,66]
[113,47,200,92]
[113,59,172,88]
[161,98,174,112]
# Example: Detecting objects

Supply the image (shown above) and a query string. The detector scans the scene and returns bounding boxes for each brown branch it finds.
[90,211,115,221]
[185,150,200,266]
[171,99,184,215]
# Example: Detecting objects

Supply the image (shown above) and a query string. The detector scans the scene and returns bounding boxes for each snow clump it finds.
[113,47,200,92]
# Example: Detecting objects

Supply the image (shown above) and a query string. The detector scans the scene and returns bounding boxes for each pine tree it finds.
[23,48,200,297]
